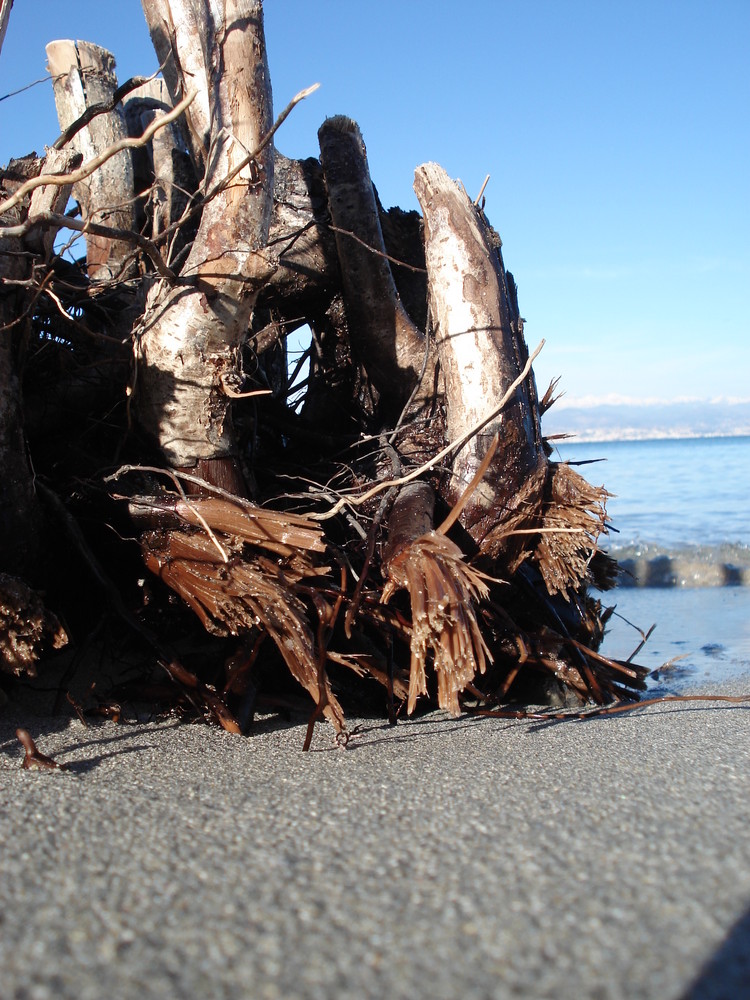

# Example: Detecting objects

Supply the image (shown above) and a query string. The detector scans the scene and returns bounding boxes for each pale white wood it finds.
[46,40,136,280]
[414,162,546,541]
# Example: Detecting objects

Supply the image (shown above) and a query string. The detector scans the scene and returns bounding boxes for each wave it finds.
[602,542,750,588]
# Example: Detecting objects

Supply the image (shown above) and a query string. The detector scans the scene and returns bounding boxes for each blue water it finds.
[554,436,750,587]
[553,437,750,687]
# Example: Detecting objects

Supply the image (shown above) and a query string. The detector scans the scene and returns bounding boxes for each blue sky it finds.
[1,1,747,403]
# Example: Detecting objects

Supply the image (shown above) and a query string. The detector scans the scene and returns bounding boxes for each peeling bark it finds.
[25,148,82,257]
[136,0,275,475]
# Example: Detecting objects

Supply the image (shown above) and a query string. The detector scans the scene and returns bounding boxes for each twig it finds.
[0,211,176,280]
[627,623,657,663]
[41,282,123,345]
[106,464,253,508]
[16,729,67,771]
[474,174,490,206]
[0,75,51,103]
[116,465,230,563]
[436,433,499,535]
[329,225,427,274]
[92,82,321,263]
[312,340,544,521]
[219,374,273,399]
[0,89,198,217]
[201,83,320,207]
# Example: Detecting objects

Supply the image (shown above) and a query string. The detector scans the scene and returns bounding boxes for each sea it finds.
[553,436,750,691]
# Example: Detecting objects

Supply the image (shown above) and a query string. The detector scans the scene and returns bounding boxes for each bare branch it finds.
[0,211,176,280]
[52,70,164,151]
[201,83,319,208]
[0,88,198,217]
[329,224,427,274]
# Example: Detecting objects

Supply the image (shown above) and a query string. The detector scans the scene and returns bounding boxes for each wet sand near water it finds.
[600,586,750,690]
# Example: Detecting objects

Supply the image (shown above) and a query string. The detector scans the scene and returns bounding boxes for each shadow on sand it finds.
[683,904,750,999]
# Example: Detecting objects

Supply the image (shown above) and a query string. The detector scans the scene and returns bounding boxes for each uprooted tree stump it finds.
[0,1,647,740]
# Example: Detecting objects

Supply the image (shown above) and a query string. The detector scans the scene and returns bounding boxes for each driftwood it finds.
[136,0,275,493]
[0,2,649,735]
[46,40,138,280]
[415,162,547,563]
[318,117,430,423]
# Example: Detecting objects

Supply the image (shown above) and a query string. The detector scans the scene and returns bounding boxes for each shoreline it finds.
[600,586,750,691]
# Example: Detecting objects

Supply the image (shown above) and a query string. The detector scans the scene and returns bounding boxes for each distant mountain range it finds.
[539,396,750,442]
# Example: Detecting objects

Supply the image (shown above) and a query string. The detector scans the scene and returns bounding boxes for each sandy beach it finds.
[1,658,748,1000]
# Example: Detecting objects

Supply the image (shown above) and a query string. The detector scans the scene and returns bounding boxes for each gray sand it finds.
[1,676,749,1000]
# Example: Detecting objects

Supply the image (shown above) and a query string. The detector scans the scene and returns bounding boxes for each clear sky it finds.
[1,1,747,404]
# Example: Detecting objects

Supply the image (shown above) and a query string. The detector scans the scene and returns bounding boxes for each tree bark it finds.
[414,162,547,564]
[140,0,212,175]
[123,77,198,266]
[46,40,138,281]
[258,152,339,315]
[136,0,275,483]
[318,117,432,424]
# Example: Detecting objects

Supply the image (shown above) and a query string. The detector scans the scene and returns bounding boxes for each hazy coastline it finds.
[542,397,750,443]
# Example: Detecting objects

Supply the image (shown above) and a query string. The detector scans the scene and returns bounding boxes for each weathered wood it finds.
[124,77,198,264]
[140,0,212,174]
[381,483,492,716]
[0,8,644,725]
[258,152,340,313]
[318,116,432,423]
[46,40,137,280]
[136,0,275,475]
[414,162,547,562]
[26,148,82,257]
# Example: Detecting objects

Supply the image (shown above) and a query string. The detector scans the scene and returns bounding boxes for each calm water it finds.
[554,436,750,587]
[554,436,750,686]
